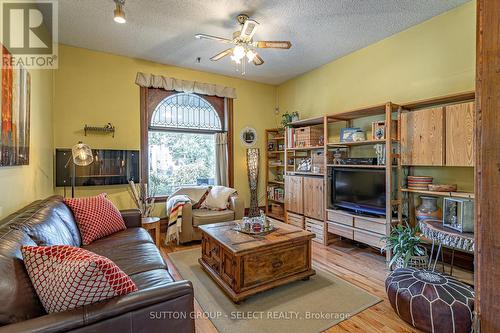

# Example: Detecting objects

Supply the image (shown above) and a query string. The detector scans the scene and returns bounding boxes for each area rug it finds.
[168,248,381,333]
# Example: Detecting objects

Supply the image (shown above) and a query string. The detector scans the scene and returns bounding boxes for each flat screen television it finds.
[330,167,386,216]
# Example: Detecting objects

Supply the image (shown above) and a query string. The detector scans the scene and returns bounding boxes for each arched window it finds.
[150,93,222,131]
[144,92,229,196]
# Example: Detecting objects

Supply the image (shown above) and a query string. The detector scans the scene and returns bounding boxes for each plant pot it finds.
[394,254,429,270]
[416,196,442,221]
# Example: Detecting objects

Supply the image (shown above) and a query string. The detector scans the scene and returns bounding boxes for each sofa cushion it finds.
[202,186,236,210]
[22,245,138,314]
[64,194,126,246]
[129,269,175,291]
[10,196,82,247]
[84,240,166,276]
[0,228,46,325]
[192,209,234,226]
[87,228,153,248]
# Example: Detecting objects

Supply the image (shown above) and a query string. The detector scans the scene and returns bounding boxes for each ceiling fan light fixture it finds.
[233,45,246,60]
[113,0,126,24]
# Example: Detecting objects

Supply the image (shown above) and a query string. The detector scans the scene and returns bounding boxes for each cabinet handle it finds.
[272,259,283,269]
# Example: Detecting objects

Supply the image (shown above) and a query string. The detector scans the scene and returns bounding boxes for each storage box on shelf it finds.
[294,125,323,148]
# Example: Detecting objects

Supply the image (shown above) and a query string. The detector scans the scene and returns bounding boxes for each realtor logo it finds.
[1,0,58,69]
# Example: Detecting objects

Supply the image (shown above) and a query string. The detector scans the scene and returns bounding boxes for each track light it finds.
[113,0,126,24]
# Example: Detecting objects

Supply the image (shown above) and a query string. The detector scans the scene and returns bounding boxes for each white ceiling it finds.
[58,0,469,85]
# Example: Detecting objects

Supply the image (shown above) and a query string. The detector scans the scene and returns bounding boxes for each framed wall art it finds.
[1,45,31,166]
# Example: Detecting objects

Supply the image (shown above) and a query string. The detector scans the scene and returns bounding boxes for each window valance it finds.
[135,72,237,99]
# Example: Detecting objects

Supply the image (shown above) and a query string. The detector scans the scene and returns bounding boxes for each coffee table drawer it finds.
[201,234,221,272]
[242,243,308,289]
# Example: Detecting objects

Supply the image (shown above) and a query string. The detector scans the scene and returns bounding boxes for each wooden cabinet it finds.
[445,102,475,166]
[285,175,303,214]
[303,177,324,220]
[401,102,475,167]
[286,175,324,220]
[401,107,445,165]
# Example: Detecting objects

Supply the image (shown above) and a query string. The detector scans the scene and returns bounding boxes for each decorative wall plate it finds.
[240,127,257,146]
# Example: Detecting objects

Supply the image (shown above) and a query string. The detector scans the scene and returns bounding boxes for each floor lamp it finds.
[65,141,94,198]
[246,148,260,217]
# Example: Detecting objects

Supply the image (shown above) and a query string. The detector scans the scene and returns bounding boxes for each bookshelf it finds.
[265,128,286,221]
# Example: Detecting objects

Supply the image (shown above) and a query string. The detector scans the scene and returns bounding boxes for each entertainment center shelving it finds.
[283,103,404,263]
[281,91,476,266]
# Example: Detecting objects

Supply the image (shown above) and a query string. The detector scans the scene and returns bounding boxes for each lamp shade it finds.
[72,142,93,166]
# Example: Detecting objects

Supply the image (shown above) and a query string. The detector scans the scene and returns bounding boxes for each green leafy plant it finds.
[281,111,299,128]
[382,223,426,268]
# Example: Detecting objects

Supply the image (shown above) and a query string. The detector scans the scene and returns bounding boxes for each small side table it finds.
[419,219,474,274]
[142,217,161,247]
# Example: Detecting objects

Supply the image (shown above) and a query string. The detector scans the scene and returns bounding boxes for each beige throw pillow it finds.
[203,186,236,210]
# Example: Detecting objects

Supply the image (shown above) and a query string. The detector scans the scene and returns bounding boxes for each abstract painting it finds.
[1,45,31,166]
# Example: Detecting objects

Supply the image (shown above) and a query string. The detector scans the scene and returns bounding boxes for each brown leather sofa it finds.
[0,196,194,333]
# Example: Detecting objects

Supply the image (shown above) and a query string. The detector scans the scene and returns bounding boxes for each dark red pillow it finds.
[22,245,137,313]
[64,193,126,245]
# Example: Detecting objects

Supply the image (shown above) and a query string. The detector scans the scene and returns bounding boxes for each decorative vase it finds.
[416,196,442,221]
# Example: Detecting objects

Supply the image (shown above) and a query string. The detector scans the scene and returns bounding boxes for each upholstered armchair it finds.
[169,186,245,244]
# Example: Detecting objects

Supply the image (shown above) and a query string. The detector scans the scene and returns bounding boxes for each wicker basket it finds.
[295,126,323,147]
[310,151,334,173]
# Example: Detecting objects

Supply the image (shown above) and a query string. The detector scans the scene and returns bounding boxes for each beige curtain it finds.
[135,72,237,99]
[215,132,229,186]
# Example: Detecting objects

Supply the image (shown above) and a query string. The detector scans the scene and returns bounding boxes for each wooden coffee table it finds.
[198,220,315,303]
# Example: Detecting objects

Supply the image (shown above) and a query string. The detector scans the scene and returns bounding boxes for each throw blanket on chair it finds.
[165,195,191,245]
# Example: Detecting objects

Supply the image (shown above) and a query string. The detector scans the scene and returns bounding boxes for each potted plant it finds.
[382,223,428,270]
[281,111,299,128]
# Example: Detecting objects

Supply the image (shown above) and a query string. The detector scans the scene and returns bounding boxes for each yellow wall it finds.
[277,1,476,191]
[53,45,277,215]
[0,69,54,219]
[277,1,475,117]
[4,1,474,220]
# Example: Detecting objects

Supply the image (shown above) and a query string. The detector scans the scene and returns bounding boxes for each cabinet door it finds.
[303,177,324,220]
[285,176,303,214]
[445,102,475,166]
[401,107,445,166]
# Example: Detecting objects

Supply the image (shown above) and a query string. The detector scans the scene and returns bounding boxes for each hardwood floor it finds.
[160,236,427,333]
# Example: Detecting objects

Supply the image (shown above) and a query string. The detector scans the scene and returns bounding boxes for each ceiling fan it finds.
[195,14,292,67]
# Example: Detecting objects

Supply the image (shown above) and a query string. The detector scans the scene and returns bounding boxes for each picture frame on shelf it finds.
[340,127,363,142]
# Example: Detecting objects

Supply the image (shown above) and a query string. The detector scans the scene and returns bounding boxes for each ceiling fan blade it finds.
[255,41,292,49]
[195,34,233,44]
[239,19,259,42]
[253,54,264,66]
[210,48,233,61]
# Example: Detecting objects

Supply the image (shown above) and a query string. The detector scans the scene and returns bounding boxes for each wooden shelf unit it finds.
[398,92,476,225]
[265,128,286,221]
[401,188,475,199]
[323,103,403,265]
[327,139,398,147]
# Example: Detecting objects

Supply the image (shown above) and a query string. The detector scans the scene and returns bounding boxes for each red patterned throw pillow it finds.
[64,193,126,245]
[21,245,137,313]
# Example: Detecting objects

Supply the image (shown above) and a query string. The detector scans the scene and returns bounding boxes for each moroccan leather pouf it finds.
[385,268,475,333]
